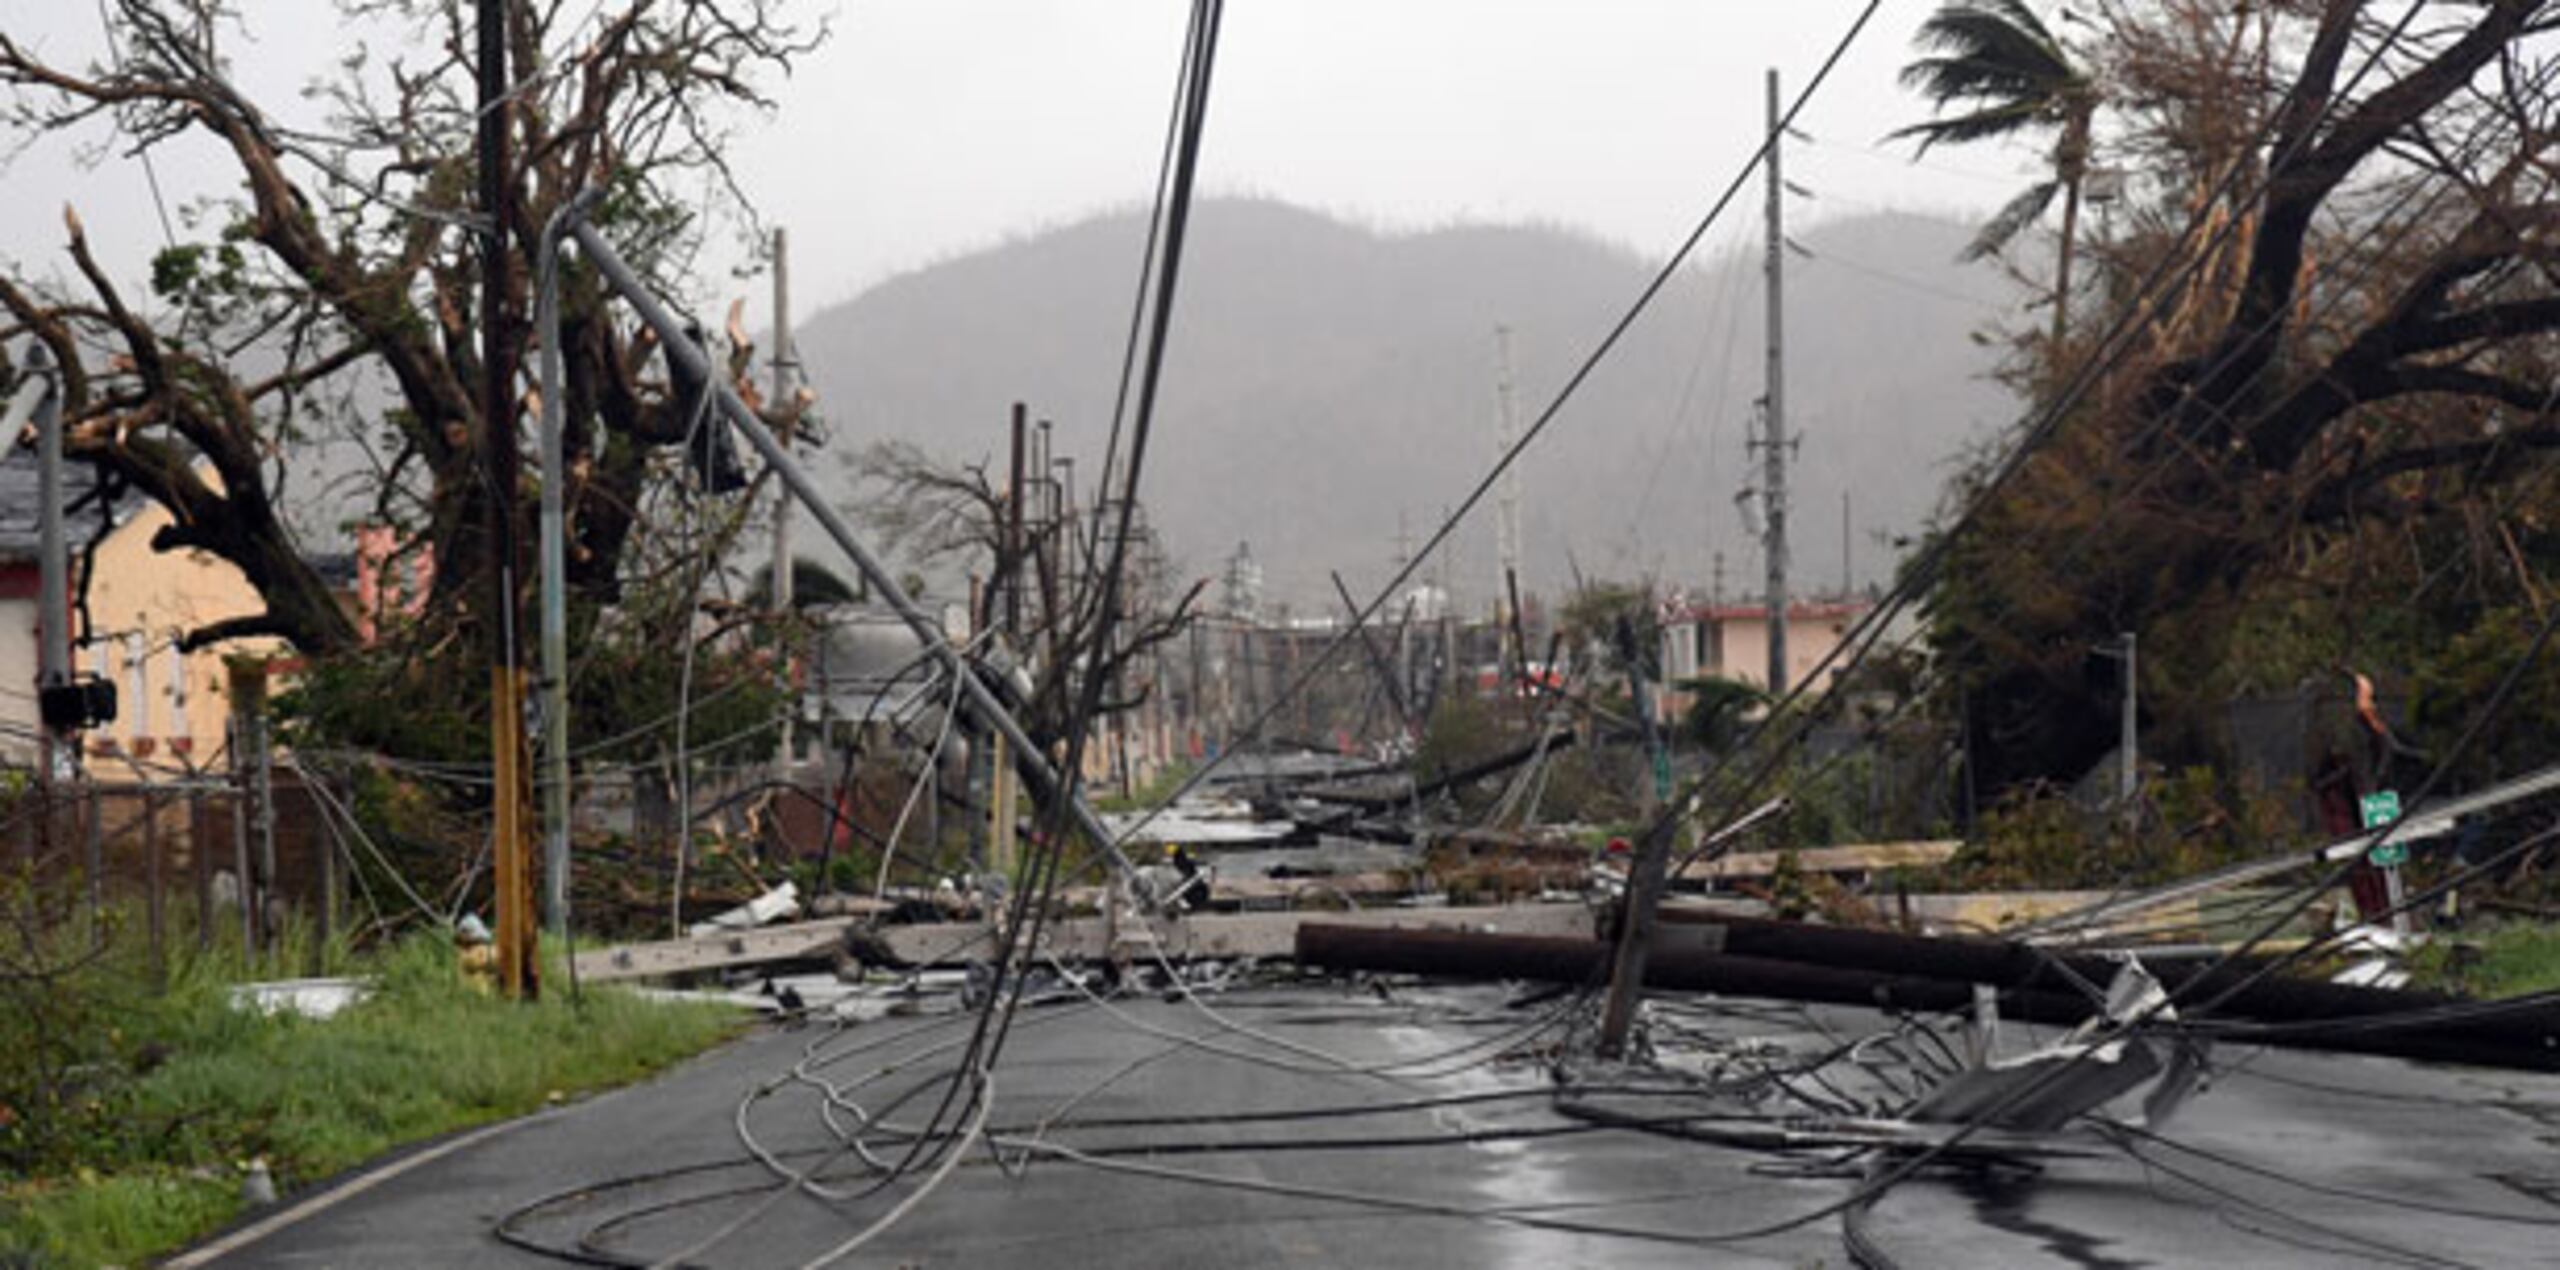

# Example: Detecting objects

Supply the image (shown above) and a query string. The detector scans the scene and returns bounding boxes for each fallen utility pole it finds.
[2021,757,2560,943]
[1652,911,2560,1057]
[561,219,1142,887]
[1295,924,2560,1073]
[1303,728,1578,811]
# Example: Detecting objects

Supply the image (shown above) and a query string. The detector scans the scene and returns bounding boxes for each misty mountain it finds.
[791,198,2020,612]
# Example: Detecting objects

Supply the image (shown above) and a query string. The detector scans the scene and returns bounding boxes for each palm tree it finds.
[1891,0,2096,348]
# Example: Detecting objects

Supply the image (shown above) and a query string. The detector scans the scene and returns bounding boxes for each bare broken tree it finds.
[0,0,824,656]
[852,436,1205,746]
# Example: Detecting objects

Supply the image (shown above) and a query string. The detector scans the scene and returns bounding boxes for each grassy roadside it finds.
[0,931,745,1268]
[2409,919,2560,999]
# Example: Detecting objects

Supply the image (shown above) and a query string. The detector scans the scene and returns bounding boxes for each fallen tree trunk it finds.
[1294,924,2560,1072]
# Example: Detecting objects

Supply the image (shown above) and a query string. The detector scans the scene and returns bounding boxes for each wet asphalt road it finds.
[191,985,2560,1268]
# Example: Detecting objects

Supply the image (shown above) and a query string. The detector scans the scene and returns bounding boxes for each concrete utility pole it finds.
[1760,67,1791,696]
[479,0,536,998]
[770,226,795,765]
[30,344,69,783]
[1492,325,1522,648]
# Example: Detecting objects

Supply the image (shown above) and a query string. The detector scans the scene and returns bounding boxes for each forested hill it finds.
[792,197,2020,609]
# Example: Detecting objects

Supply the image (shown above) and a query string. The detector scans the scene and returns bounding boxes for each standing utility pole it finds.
[1760,67,1791,696]
[479,0,536,998]
[770,227,796,765]
[30,345,69,784]
[2117,632,2138,806]
[1492,325,1523,651]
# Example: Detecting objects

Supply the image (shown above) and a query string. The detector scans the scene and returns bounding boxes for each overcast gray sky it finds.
[3,1,2032,320]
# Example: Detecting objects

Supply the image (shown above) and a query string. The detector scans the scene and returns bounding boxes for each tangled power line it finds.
[474,2,2560,1264]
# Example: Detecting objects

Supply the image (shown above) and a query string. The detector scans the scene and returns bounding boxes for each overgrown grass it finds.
[2411,920,2560,998]
[1092,759,1199,814]
[0,926,745,1269]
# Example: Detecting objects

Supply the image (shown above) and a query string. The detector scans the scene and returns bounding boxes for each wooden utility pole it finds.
[480,0,536,998]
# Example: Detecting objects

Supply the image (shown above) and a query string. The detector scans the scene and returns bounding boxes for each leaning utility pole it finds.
[479,0,536,998]
[1760,67,1791,696]
[770,227,796,765]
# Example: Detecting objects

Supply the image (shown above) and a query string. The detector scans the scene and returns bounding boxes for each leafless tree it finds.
[0,0,824,654]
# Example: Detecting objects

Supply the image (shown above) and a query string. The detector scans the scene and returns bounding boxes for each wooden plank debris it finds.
[1677,839,1961,882]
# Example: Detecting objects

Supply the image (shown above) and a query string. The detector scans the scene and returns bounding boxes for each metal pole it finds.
[192,787,212,951]
[253,711,276,947]
[1008,404,1027,639]
[537,202,577,936]
[145,789,165,984]
[1492,325,1521,657]
[230,714,253,962]
[82,783,102,933]
[770,226,796,765]
[479,0,535,997]
[1762,67,1790,695]
[2119,631,2139,807]
[567,221,1142,884]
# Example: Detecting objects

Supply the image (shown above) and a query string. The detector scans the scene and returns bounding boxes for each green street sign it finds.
[2360,790,2401,829]
[2368,841,2409,868]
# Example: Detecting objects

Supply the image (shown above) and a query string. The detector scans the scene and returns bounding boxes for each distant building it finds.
[0,445,280,768]
[1656,599,1872,719]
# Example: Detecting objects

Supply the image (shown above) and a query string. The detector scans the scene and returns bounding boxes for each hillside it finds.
[791,198,2020,610]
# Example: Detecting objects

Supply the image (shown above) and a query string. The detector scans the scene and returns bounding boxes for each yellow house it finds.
[0,448,282,771]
